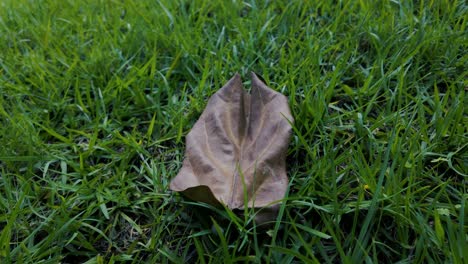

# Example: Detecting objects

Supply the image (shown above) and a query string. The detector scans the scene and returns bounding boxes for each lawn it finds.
[0,0,466,263]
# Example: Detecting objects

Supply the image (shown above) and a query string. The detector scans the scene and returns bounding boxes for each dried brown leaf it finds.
[170,72,293,220]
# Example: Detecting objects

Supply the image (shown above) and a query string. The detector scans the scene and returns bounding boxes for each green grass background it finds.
[0,0,466,263]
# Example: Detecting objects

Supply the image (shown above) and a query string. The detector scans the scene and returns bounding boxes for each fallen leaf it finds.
[170,72,293,223]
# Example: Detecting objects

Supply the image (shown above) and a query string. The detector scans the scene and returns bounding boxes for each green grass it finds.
[0,0,466,263]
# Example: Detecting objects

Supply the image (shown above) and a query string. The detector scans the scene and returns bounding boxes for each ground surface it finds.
[0,0,466,263]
